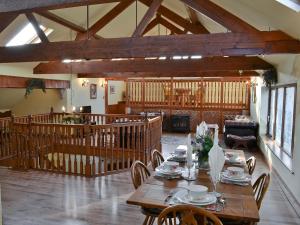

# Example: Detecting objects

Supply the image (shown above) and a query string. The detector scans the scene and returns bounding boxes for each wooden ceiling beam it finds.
[37,11,86,33]
[76,0,134,40]
[157,17,186,34]
[0,75,70,88]
[1,31,299,62]
[142,17,160,35]
[25,13,49,43]
[0,13,19,33]
[33,57,273,74]
[0,0,121,13]
[132,0,163,37]
[181,0,259,34]
[185,6,209,33]
[139,0,207,34]
[77,71,259,78]
[36,11,102,39]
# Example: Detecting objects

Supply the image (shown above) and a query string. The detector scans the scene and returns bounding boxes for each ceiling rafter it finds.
[142,16,161,35]
[185,6,209,33]
[139,0,207,34]
[76,0,134,40]
[77,71,259,78]
[132,0,163,37]
[0,13,18,33]
[0,0,122,13]
[25,13,49,43]
[181,0,259,34]
[33,57,273,74]
[36,11,102,39]
[157,16,186,34]
[1,31,298,63]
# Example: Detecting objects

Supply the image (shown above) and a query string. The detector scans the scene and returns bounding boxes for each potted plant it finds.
[25,78,46,97]
[262,68,278,88]
[192,131,214,169]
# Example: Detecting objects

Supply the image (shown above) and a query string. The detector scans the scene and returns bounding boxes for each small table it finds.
[127,149,259,223]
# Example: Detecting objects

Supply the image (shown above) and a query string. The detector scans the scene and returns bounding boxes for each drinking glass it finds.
[184,162,196,181]
[210,172,221,197]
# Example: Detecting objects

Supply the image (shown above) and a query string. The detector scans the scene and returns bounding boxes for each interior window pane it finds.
[275,88,284,145]
[269,89,276,137]
[283,87,295,155]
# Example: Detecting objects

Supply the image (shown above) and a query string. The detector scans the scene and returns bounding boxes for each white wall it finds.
[108,80,125,105]
[0,63,71,115]
[71,77,105,114]
[251,55,300,203]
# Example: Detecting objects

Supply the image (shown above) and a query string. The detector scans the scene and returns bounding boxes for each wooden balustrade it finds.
[126,78,250,110]
[0,113,162,177]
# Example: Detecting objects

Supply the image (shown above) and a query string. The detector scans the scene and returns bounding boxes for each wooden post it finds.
[85,124,91,177]
[50,106,54,123]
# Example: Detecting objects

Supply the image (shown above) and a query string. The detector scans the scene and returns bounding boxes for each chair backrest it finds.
[157,205,223,225]
[151,149,164,171]
[253,173,270,209]
[130,160,151,189]
[246,156,256,175]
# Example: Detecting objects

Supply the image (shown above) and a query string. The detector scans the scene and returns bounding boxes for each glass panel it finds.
[275,88,284,146]
[269,89,276,137]
[283,87,295,155]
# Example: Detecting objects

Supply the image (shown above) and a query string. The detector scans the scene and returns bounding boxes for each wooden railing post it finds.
[85,124,92,177]
[27,114,34,169]
[50,106,54,123]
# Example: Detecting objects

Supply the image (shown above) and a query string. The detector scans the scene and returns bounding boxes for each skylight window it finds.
[275,0,300,12]
[6,23,53,47]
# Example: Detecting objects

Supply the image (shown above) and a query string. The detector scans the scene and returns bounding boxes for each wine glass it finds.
[184,162,196,181]
[210,172,221,197]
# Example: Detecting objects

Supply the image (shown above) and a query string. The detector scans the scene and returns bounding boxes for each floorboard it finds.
[0,133,299,225]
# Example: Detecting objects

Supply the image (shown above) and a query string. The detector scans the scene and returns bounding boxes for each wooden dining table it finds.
[126,149,260,223]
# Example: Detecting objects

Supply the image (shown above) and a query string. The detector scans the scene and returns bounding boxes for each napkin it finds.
[197,121,208,137]
[208,142,225,182]
[186,134,193,167]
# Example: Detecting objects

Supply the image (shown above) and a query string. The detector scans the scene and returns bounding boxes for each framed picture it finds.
[110,85,116,94]
[90,83,97,99]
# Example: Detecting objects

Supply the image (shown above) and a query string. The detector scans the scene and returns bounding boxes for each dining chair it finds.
[151,149,165,171]
[221,173,270,225]
[253,173,270,210]
[131,160,160,225]
[246,156,256,175]
[157,204,223,225]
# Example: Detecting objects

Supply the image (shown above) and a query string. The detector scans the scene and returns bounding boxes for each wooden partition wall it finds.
[0,113,162,177]
[126,77,251,131]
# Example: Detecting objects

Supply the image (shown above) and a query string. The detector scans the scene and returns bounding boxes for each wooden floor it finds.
[0,133,300,225]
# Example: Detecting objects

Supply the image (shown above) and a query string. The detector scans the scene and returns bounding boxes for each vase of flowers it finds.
[192,132,213,170]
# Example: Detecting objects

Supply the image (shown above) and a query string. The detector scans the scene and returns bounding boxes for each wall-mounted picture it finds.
[90,83,97,99]
[110,85,116,94]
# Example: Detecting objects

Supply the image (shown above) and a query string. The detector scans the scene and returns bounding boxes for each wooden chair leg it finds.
[143,215,150,225]
[149,216,156,225]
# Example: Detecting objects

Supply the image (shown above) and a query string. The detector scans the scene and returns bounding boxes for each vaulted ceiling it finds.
[0,0,300,77]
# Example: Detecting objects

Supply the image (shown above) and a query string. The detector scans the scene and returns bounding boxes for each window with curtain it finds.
[267,84,297,158]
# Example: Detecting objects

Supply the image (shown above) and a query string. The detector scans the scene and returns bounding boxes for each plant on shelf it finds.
[25,78,46,97]
[262,68,278,88]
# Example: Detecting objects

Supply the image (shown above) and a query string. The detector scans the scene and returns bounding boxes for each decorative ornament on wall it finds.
[82,79,89,87]
[90,83,97,99]
[110,85,116,94]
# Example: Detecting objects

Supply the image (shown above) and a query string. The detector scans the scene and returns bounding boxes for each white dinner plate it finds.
[174,190,217,206]
[222,171,249,182]
[155,166,183,176]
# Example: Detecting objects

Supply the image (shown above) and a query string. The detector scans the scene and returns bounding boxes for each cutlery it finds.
[164,189,176,204]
